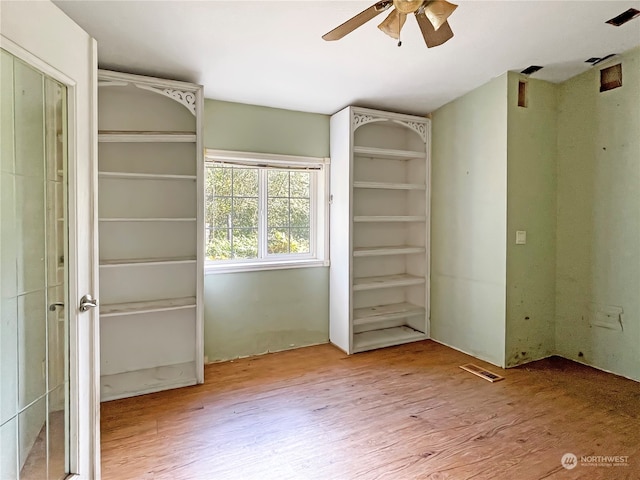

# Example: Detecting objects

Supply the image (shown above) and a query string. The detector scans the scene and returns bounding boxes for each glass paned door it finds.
[1,49,69,480]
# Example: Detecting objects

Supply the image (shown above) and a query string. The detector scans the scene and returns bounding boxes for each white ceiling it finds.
[54,0,640,116]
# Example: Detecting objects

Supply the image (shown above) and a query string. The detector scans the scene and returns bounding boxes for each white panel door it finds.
[1,2,99,479]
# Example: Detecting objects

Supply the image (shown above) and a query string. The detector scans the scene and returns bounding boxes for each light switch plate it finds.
[516,230,527,245]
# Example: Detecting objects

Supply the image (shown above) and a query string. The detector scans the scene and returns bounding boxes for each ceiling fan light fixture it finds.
[393,0,424,14]
[323,0,457,47]
[424,0,458,31]
[378,9,407,39]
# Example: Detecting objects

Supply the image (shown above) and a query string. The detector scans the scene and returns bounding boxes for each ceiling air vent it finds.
[606,8,640,26]
[586,54,617,66]
[600,64,622,92]
[520,65,543,75]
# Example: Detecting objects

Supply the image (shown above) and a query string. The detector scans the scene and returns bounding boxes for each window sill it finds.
[205,259,330,275]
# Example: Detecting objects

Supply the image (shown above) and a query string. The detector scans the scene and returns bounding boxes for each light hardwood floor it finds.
[101,341,640,479]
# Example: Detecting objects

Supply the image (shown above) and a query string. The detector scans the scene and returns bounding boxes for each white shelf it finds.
[353,302,425,326]
[353,145,426,161]
[98,217,196,222]
[97,69,203,402]
[330,106,430,355]
[101,297,196,318]
[98,131,196,143]
[100,361,197,402]
[99,172,196,181]
[353,326,427,352]
[353,274,425,291]
[353,246,425,257]
[100,256,196,267]
[354,216,426,223]
[353,181,425,190]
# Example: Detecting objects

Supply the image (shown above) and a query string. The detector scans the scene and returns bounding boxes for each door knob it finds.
[79,294,98,312]
[49,302,64,311]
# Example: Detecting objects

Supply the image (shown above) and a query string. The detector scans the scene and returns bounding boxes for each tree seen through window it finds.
[205,165,311,261]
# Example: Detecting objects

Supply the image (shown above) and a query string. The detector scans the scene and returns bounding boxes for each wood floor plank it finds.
[101,341,640,479]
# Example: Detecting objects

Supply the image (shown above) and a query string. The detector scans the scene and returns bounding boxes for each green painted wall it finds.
[203,99,330,362]
[432,48,640,380]
[430,74,508,367]
[203,100,329,158]
[204,268,329,362]
[555,47,640,381]
[505,74,558,367]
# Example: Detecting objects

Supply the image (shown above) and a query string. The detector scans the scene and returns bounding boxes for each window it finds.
[204,149,329,273]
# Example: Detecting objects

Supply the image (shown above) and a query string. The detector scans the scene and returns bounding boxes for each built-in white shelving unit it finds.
[98,132,197,143]
[329,106,430,354]
[97,69,204,401]
[98,172,197,181]
[353,181,426,190]
[353,246,426,257]
[100,297,197,318]
[353,274,426,291]
[99,218,197,222]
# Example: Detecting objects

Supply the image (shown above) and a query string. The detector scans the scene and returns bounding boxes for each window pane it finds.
[291,228,310,254]
[205,168,216,202]
[290,198,309,227]
[207,229,231,260]
[213,197,231,228]
[204,176,216,230]
[232,167,258,196]
[206,160,320,266]
[267,170,288,197]
[212,166,232,196]
[267,197,289,228]
[268,228,290,254]
[231,228,258,259]
[290,172,310,198]
[232,198,258,228]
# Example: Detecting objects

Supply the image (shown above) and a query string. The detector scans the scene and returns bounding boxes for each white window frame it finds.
[204,149,330,274]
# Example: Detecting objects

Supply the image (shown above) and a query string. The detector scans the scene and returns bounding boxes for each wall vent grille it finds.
[517,80,528,108]
[600,64,622,92]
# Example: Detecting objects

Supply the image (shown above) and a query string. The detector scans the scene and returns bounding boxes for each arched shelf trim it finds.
[352,113,427,143]
[97,80,196,116]
[136,85,197,116]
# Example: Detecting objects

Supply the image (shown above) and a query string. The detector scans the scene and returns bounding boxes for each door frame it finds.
[1,2,100,478]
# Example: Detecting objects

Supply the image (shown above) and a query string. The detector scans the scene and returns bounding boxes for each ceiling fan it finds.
[323,0,458,48]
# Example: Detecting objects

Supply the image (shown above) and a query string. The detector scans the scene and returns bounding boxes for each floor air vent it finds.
[460,363,505,383]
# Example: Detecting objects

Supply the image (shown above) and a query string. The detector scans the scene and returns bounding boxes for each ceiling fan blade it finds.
[323,1,393,41]
[423,1,458,31]
[378,9,408,40]
[415,11,454,47]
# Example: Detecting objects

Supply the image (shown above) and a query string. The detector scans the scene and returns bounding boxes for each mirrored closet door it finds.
[1,49,69,480]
